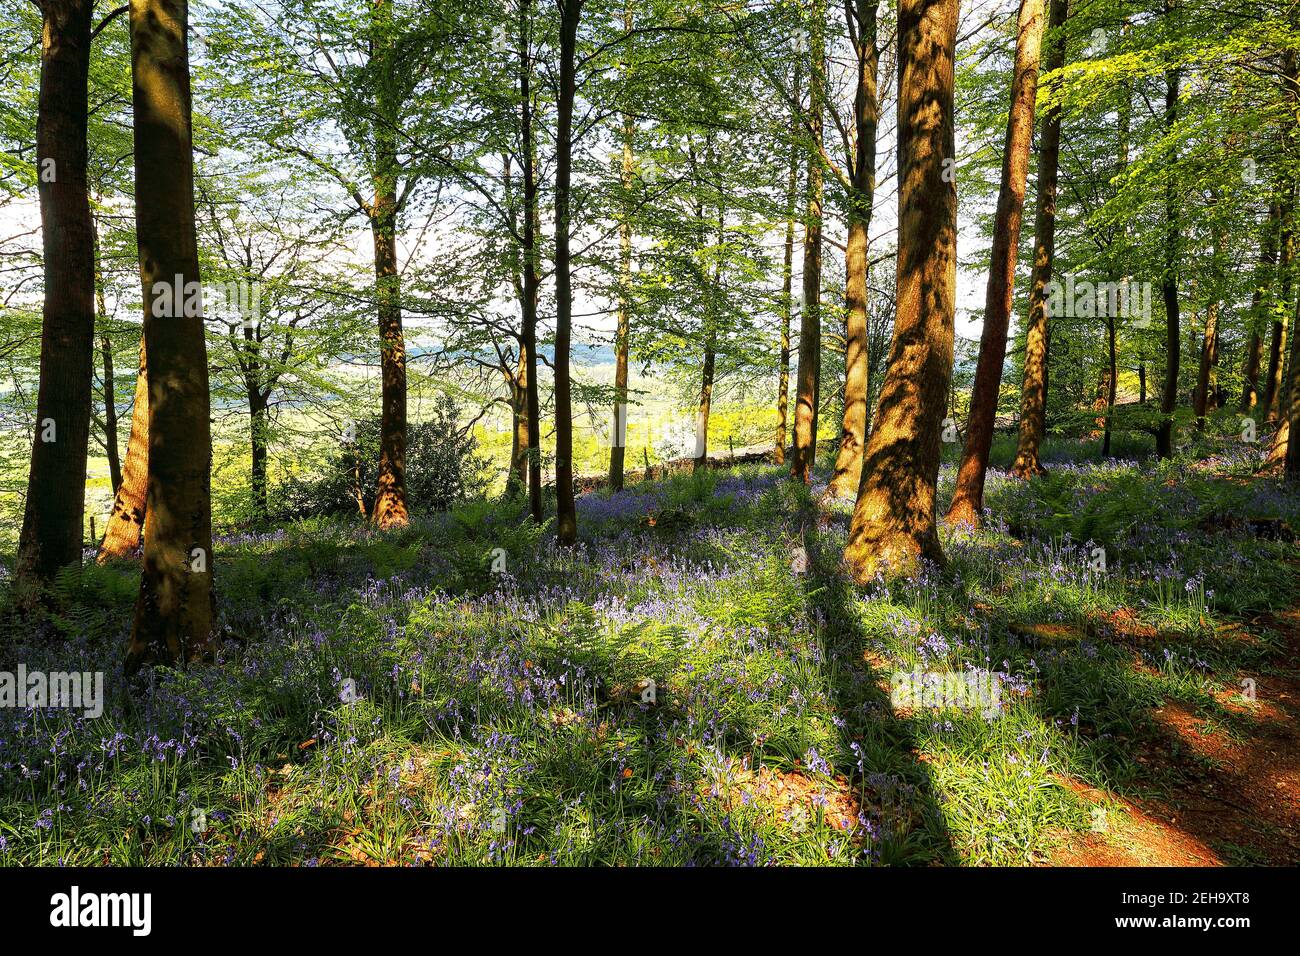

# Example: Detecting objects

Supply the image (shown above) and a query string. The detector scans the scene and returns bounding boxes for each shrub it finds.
[279,394,491,519]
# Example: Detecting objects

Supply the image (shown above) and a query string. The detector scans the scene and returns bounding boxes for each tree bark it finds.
[1194,304,1220,429]
[508,345,529,495]
[694,206,723,473]
[16,0,97,594]
[1102,314,1117,455]
[773,57,801,466]
[249,388,269,519]
[519,0,543,522]
[1264,192,1294,422]
[1239,204,1280,411]
[1272,50,1300,475]
[101,333,121,494]
[790,0,824,484]
[370,0,409,528]
[1155,27,1181,458]
[844,0,959,581]
[99,334,147,562]
[95,215,122,495]
[827,0,881,500]
[1010,0,1068,479]
[126,0,214,669]
[609,4,634,492]
[554,0,583,544]
[944,0,1044,523]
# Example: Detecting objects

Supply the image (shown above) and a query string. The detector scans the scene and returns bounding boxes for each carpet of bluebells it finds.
[1,434,1297,866]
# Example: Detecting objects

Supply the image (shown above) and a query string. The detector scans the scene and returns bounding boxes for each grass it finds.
[0,431,1296,866]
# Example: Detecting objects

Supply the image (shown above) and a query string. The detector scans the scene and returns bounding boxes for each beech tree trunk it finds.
[249,388,269,518]
[96,217,122,495]
[1265,192,1295,422]
[1155,48,1181,458]
[827,0,881,500]
[101,332,121,494]
[844,0,959,581]
[1271,51,1300,475]
[1190,210,1222,431]
[370,0,408,528]
[99,334,147,562]
[773,58,801,466]
[1239,206,1280,411]
[1194,303,1220,429]
[1010,0,1068,479]
[519,0,543,522]
[1102,314,1117,456]
[508,346,529,496]
[126,0,214,669]
[945,0,1044,523]
[694,334,716,473]
[553,0,583,544]
[609,5,634,492]
[16,0,97,594]
[790,0,824,484]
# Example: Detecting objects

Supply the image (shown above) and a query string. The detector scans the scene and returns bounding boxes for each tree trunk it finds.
[102,333,121,494]
[790,0,824,484]
[1010,0,1068,479]
[945,0,1044,523]
[16,0,97,594]
[508,346,529,496]
[609,4,634,492]
[1265,193,1295,422]
[694,335,716,473]
[827,0,881,500]
[99,334,147,562]
[249,389,268,518]
[1194,303,1220,429]
[1102,314,1116,456]
[126,0,214,669]
[1239,205,1280,412]
[1272,50,1300,475]
[773,58,801,466]
[844,0,959,581]
[519,0,543,523]
[369,0,408,528]
[1155,51,1181,459]
[554,0,583,544]
[694,205,724,473]
[95,215,122,495]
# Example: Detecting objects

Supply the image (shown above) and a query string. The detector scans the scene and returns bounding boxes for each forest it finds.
[0,0,1298,877]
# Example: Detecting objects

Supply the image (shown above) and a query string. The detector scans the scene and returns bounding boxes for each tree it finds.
[844,0,959,580]
[1239,202,1281,412]
[608,1,635,492]
[553,0,583,544]
[125,0,214,669]
[202,0,466,527]
[15,0,96,596]
[1009,0,1068,479]
[945,0,1044,525]
[773,55,800,465]
[826,0,882,500]
[790,0,824,484]
[98,333,147,562]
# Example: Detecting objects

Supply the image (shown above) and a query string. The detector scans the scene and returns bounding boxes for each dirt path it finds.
[1048,604,1300,866]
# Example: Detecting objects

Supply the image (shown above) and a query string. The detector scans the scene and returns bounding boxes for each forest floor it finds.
[2,431,1298,866]
[1047,588,1300,866]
